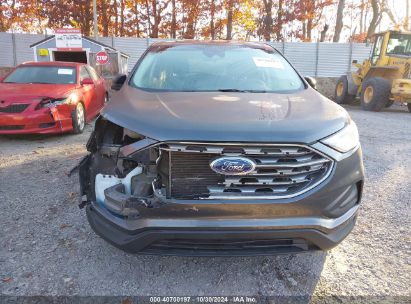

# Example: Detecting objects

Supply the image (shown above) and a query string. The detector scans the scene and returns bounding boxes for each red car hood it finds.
[0,83,76,103]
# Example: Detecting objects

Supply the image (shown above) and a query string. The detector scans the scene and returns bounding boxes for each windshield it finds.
[386,33,411,56]
[3,66,77,84]
[130,44,304,93]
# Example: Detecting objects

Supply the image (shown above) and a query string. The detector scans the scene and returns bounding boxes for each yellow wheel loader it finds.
[335,30,411,112]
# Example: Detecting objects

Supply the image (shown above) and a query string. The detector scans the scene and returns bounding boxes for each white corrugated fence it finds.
[0,32,372,77]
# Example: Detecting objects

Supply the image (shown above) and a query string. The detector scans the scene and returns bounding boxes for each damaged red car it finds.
[0,61,107,134]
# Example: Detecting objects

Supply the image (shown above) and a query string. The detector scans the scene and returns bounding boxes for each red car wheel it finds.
[72,103,85,134]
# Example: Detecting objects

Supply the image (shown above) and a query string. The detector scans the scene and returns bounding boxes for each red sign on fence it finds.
[96,51,109,65]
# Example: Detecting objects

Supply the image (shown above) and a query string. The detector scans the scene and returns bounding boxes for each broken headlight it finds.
[52,92,79,105]
[35,93,79,109]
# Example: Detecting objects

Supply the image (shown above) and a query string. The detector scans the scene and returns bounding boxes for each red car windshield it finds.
[3,66,77,84]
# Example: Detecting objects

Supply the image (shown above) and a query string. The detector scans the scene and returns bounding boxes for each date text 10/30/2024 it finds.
[149,297,258,303]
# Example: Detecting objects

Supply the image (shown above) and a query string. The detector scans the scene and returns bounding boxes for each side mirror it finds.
[81,77,94,85]
[352,59,358,64]
[111,74,127,91]
[304,76,317,90]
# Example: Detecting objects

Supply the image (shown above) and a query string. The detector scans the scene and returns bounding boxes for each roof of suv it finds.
[148,40,275,52]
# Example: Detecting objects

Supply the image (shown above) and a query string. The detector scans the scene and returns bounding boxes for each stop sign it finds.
[96,51,109,65]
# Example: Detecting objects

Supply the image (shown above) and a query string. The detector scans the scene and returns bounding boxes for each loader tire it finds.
[335,75,356,104]
[360,77,391,112]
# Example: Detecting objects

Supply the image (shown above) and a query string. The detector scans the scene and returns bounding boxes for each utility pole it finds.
[93,0,98,40]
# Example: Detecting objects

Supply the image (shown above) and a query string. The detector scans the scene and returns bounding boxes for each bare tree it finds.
[306,18,313,41]
[226,0,234,40]
[114,0,118,36]
[380,0,397,25]
[120,0,125,36]
[151,0,159,38]
[274,0,284,40]
[210,0,215,40]
[333,0,344,42]
[262,0,273,41]
[359,0,364,33]
[366,0,381,41]
[171,0,176,38]
[320,23,329,42]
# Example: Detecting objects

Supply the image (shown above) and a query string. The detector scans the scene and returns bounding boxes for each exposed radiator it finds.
[161,143,333,199]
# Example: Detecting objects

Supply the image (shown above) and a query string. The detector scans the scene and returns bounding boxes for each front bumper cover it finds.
[86,202,358,255]
[0,104,74,134]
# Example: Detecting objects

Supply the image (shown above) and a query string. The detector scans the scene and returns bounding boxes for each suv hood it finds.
[103,86,349,143]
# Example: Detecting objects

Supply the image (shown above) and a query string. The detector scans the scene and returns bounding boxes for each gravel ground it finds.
[0,103,410,299]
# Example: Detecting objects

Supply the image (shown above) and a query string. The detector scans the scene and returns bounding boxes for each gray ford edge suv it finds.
[78,41,364,255]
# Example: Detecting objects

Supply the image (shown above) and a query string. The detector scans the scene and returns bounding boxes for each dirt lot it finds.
[0,103,410,300]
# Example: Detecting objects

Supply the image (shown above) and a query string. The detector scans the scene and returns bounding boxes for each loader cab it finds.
[386,32,411,57]
[371,31,411,65]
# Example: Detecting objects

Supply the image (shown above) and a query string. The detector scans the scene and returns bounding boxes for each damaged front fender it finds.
[75,117,162,213]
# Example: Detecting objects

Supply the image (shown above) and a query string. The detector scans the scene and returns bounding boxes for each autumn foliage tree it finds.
[1,0,408,42]
[292,0,334,41]
[0,0,18,32]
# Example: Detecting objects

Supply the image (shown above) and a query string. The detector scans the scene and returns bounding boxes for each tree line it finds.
[0,0,409,42]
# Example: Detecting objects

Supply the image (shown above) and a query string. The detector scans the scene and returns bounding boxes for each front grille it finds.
[161,143,333,199]
[0,125,24,130]
[0,104,30,113]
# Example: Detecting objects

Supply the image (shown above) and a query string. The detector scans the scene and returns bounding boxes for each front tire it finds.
[335,75,356,104]
[360,77,391,112]
[72,102,86,134]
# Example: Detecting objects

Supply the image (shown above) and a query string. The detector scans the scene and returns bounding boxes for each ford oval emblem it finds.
[210,157,256,175]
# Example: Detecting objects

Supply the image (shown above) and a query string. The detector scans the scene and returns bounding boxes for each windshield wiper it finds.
[217,88,267,93]
[218,88,245,92]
